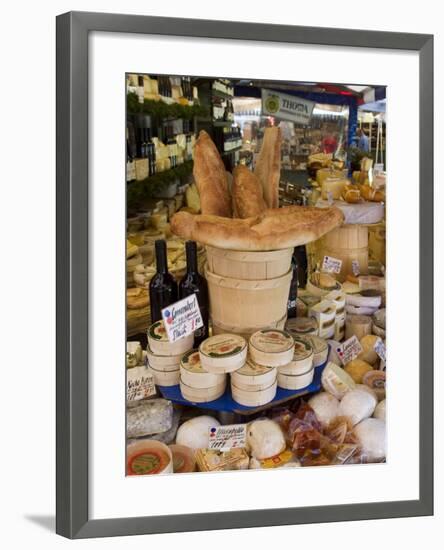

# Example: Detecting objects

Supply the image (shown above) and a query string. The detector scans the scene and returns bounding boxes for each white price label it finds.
[208,424,247,451]
[336,335,363,365]
[322,255,342,274]
[374,338,386,362]
[326,191,334,205]
[352,260,360,276]
[161,293,203,343]
[127,366,156,401]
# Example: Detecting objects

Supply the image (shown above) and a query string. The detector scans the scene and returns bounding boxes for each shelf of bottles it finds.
[126,74,198,184]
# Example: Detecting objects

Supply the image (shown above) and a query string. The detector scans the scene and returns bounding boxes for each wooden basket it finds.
[205,265,292,328]
[206,246,293,280]
[211,313,287,340]
[317,224,369,282]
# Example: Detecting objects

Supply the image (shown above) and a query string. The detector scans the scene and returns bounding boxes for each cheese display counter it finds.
[125,75,387,475]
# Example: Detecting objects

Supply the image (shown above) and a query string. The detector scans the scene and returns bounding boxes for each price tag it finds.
[322,255,342,274]
[336,335,363,365]
[208,424,247,451]
[161,293,203,343]
[352,259,360,276]
[326,191,334,205]
[127,366,156,401]
[374,338,386,362]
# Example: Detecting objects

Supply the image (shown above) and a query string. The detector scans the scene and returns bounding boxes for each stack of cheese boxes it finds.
[147,321,330,407]
[307,289,346,341]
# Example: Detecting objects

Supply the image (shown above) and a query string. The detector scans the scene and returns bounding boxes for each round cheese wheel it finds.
[175,416,220,450]
[362,370,386,401]
[247,419,286,460]
[353,418,386,462]
[321,362,356,400]
[344,359,373,384]
[338,388,377,426]
[357,334,380,365]
[308,392,340,426]
[373,399,386,421]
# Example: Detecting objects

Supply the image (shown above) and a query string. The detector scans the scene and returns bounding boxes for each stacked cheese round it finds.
[146,320,194,386]
[277,336,314,390]
[180,349,226,403]
[285,317,318,337]
[298,335,329,368]
[199,334,247,374]
[230,356,277,407]
[249,329,294,367]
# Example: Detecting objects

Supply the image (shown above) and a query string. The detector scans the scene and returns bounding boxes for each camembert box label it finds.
[293,337,313,361]
[181,349,205,373]
[236,357,274,377]
[161,293,203,343]
[200,334,246,358]
[250,330,294,353]
[208,424,247,451]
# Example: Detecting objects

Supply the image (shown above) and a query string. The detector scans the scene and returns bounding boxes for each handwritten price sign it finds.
[322,255,342,274]
[208,424,247,451]
[336,335,363,365]
[161,293,203,343]
[127,366,156,401]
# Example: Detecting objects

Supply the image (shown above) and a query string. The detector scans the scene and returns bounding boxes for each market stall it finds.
[125,74,387,475]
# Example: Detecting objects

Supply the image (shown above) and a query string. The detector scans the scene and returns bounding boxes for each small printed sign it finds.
[336,335,363,365]
[161,293,203,343]
[322,255,343,274]
[352,259,360,276]
[327,191,334,205]
[374,338,386,363]
[262,89,315,125]
[208,424,247,451]
[127,366,156,401]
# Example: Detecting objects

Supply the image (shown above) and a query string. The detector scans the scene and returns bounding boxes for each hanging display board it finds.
[261,89,315,125]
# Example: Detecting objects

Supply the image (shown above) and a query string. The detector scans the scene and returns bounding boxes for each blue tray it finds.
[158,354,329,415]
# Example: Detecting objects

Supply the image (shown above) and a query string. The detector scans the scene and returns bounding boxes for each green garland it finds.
[127,92,209,120]
[127,160,194,210]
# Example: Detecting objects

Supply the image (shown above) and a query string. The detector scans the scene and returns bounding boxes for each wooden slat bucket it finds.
[212,313,287,341]
[205,266,292,328]
[318,224,369,282]
[206,246,293,280]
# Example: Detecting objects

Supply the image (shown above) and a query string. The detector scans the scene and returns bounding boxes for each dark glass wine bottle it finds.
[179,241,209,346]
[287,249,298,318]
[149,240,178,323]
[293,245,308,288]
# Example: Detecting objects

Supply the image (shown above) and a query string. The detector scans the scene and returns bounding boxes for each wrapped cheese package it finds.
[321,362,356,399]
[353,418,386,462]
[308,392,340,427]
[195,448,250,472]
[175,415,220,450]
[338,388,377,426]
[247,418,286,460]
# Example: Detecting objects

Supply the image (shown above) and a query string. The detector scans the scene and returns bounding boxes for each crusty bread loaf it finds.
[193,131,232,217]
[254,127,282,208]
[232,165,267,219]
[171,205,344,251]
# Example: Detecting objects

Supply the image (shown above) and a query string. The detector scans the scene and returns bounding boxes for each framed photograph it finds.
[56,11,433,539]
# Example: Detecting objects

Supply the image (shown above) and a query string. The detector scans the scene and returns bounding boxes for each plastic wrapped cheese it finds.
[373,399,386,421]
[308,392,340,426]
[344,359,373,383]
[247,418,286,460]
[353,418,386,462]
[175,416,220,450]
[338,388,377,426]
[357,334,380,365]
[321,362,356,400]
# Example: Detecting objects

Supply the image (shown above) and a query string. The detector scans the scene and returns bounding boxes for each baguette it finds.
[171,205,344,251]
[254,127,282,208]
[232,165,267,218]
[193,130,232,217]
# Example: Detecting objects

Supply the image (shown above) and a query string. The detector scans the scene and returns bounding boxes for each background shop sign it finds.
[262,89,315,125]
